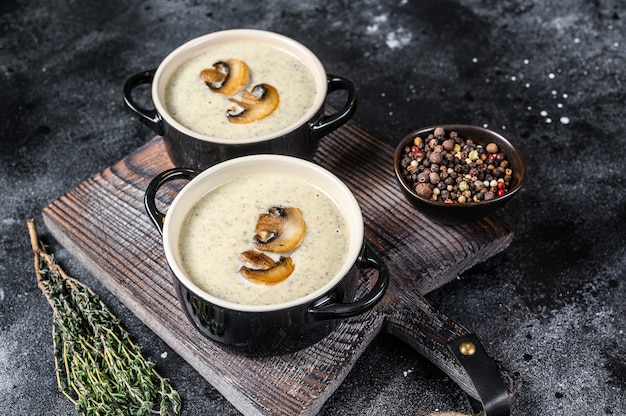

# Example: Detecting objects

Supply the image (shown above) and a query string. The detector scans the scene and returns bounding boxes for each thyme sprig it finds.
[27,219,182,416]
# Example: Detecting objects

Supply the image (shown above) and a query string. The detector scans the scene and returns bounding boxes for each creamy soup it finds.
[165,41,318,139]
[178,173,350,305]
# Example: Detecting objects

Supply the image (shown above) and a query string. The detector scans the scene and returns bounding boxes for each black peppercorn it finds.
[417,172,429,183]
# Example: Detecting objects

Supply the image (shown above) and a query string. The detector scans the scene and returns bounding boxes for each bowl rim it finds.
[393,124,527,210]
[152,29,329,145]
[162,154,365,312]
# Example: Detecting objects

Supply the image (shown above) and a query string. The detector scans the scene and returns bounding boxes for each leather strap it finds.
[449,334,511,416]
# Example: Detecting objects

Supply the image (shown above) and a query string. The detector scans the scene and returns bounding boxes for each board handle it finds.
[385,288,511,416]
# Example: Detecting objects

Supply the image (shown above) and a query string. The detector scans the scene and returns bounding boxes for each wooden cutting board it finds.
[42,119,513,415]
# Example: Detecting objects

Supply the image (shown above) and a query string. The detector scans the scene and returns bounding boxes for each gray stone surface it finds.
[1,0,624,415]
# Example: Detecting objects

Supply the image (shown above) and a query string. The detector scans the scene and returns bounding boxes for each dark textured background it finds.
[1,1,624,415]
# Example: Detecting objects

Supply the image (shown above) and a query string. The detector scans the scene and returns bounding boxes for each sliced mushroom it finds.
[253,207,306,253]
[239,250,276,270]
[199,59,249,96]
[240,256,294,285]
[227,83,280,124]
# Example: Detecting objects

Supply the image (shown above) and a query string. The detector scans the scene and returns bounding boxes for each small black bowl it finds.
[393,124,526,225]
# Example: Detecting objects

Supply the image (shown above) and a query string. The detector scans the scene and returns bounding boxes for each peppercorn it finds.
[400,127,514,204]
[486,143,499,153]
[429,152,443,164]
[415,183,432,198]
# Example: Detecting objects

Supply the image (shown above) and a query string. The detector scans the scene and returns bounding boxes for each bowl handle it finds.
[308,242,388,319]
[123,69,165,136]
[309,74,358,141]
[144,167,200,234]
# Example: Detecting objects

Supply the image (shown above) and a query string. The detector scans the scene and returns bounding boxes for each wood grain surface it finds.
[42,119,513,415]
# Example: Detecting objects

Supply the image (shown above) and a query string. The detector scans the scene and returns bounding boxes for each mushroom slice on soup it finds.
[253,206,305,253]
[227,83,280,124]
[199,58,249,96]
[240,256,294,285]
[239,250,275,270]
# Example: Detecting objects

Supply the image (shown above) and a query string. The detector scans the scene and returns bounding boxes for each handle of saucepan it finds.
[144,167,201,235]
[307,242,389,319]
[309,74,358,141]
[123,69,165,136]
[387,294,511,416]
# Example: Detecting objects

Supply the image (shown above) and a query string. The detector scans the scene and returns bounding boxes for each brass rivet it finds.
[459,341,477,356]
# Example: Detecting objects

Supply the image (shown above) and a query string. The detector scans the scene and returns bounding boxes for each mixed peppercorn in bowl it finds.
[393,125,526,224]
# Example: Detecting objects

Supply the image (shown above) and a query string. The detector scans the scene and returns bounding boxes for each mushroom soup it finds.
[165,41,317,139]
[178,173,350,305]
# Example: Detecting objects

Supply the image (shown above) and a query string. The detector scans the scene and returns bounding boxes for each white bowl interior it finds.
[162,154,364,312]
[153,29,329,144]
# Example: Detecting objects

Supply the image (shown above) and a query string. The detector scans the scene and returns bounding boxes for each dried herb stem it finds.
[27,219,182,416]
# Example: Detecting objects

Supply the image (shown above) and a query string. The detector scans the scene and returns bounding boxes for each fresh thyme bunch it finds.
[27,219,182,416]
